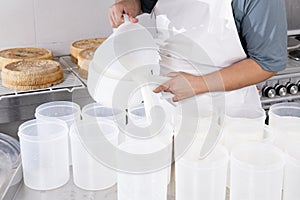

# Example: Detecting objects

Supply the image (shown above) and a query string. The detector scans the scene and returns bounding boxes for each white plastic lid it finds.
[18,119,68,142]
[35,101,81,121]
[82,103,125,121]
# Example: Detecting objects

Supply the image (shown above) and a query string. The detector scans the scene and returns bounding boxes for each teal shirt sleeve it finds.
[232,0,288,72]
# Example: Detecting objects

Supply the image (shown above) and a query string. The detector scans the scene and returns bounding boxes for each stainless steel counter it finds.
[0,158,231,200]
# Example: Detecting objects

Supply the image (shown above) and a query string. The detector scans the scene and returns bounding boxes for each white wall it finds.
[0,0,114,56]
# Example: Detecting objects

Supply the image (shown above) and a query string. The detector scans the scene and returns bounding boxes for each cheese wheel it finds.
[1,60,63,90]
[70,38,105,63]
[0,47,53,70]
[77,47,96,79]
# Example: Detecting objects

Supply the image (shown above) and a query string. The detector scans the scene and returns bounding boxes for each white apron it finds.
[153,0,262,110]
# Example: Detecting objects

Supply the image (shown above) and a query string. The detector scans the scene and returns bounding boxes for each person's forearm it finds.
[196,58,276,94]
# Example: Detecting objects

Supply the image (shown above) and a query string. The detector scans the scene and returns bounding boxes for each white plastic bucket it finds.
[18,119,69,190]
[70,121,119,190]
[35,101,81,127]
[124,105,173,184]
[176,145,228,200]
[222,106,266,152]
[230,143,285,200]
[268,102,300,150]
[35,101,81,166]
[117,139,170,200]
[283,142,300,200]
[81,102,126,124]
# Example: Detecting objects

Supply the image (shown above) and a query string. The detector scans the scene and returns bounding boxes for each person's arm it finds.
[153,59,275,102]
[154,0,287,102]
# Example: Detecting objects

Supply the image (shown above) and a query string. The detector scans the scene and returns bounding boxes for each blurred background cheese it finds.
[0,47,53,70]
[70,38,105,63]
[77,47,97,79]
[1,60,63,90]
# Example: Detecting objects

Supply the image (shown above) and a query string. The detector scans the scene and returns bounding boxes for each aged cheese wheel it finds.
[70,38,105,63]
[1,60,64,90]
[77,47,97,79]
[0,47,53,70]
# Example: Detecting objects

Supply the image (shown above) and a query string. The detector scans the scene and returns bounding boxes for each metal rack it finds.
[0,57,94,137]
[0,58,85,101]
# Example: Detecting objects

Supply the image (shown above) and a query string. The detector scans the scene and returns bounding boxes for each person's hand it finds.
[109,0,142,28]
[153,72,206,102]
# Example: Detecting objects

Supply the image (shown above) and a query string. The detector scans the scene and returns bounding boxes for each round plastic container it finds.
[35,101,81,165]
[117,139,170,200]
[35,101,81,127]
[222,106,266,152]
[225,125,275,188]
[230,143,285,200]
[176,145,228,200]
[127,104,173,143]
[70,121,119,190]
[81,103,126,125]
[128,104,149,127]
[0,133,20,187]
[268,102,300,150]
[18,119,69,190]
[283,142,300,200]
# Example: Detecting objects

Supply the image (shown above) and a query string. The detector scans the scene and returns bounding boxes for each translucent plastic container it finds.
[0,133,20,187]
[223,106,266,152]
[173,105,214,139]
[225,125,275,188]
[18,119,69,190]
[268,102,300,150]
[117,139,170,200]
[35,101,81,127]
[81,103,126,125]
[128,104,149,127]
[225,124,274,153]
[176,145,228,200]
[128,103,173,127]
[283,142,300,200]
[35,101,81,165]
[127,104,173,144]
[230,143,285,200]
[126,104,174,183]
[70,121,119,190]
